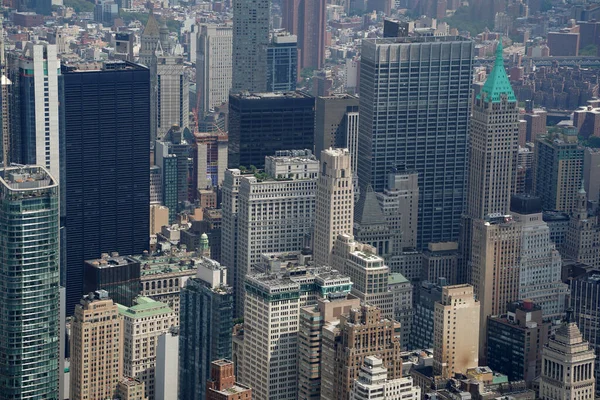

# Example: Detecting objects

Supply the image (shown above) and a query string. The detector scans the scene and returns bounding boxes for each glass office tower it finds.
[0,166,60,399]
[358,36,474,249]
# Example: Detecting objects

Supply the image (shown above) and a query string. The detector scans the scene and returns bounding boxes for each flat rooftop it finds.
[62,60,148,73]
[365,35,472,45]
[232,91,312,100]
[0,166,56,190]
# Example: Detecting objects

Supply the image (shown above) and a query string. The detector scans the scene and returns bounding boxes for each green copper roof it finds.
[117,297,173,319]
[477,40,517,103]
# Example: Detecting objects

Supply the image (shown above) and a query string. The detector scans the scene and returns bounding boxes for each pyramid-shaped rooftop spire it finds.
[477,40,517,103]
[143,12,160,37]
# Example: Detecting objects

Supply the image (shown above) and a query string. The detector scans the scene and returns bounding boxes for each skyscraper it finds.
[314,95,359,173]
[70,291,123,400]
[196,24,232,118]
[179,258,234,400]
[139,13,161,140]
[534,127,584,214]
[571,270,600,394]
[119,298,176,400]
[433,284,480,379]
[0,166,60,400]
[358,36,473,249]
[562,185,600,268]
[60,61,150,315]
[281,0,326,70]
[233,151,318,315]
[266,32,298,92]
[227,91,315,169]
[16,43,60,178]
[314,148,354,267]
[539,316,596,400]
[320,305,403,400]
[156,54,189,139]
[232,0,269,92]
[460,41,519,283]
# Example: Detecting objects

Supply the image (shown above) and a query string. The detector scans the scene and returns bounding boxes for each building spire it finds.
[477,38,517,103]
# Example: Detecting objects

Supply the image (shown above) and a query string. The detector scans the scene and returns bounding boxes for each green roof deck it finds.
[117,296,173,319]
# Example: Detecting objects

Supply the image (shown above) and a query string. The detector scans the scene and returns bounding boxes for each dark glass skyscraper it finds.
[357,36,474,249]
[228,91,314,169]
[267,32,298,92]
[60,61,150,315]
[179,258,233,400]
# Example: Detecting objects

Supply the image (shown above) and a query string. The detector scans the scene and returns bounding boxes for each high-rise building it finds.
[583,147,600,206]
[221,168,244,288]
[534,128,584,213]
[155,125,191,222]
[155,329,179,400]
[471,196,568,361]
[232,0,269,92]
[236,255,353,400]
[314,95,359,175]
[0,166,60,399]
[281,0,326,70]
[83,253,142,307]
[206,360,252,400]
[487,300,549,384]
[539,316,596,400]
[16,43,60,178]
[432,284,480,379]
[358,36,473,249]
[266,32,297,92]
[156,54,189,139]
[389,273,413,350]
[410,278,447,350]
[314,148,354,267]
[512,195,568,321]
[139,13,161,140]
[0,70,12,167]
[298,295,361,400]
[119,297,176,400]
[179,258,234,400]
[70,291,123,400]
[460,41,519,283]
[196,24,232,118]
[571,270,600,395]
[562,185,600,268]
[227,91,315,169]
[422,242,459,284]
[320,305,403,400]
[61,61,150,315]
[350,356,421,400]
[233,151,318,315]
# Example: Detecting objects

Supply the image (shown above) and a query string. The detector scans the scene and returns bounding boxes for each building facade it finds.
[179,259,234,400]
[16,43,60,178]
[460,41,519,283]
[487,300,549,384]
[433,285,480,378]
[196,24,232,118]
[227,92,315,169]
[119,298,176,400]
[206,360,252,400]
[156,54,189,139]
[70,291,123,400]
[314,148,354,267]
[266,32,297,92]
[350,356,421,400]
[539,318,596,400]
[232,0,269,92]
[0,166,60,399]
[358,36,473,249]
[61,61,150,315]
[233,151,318,315]
[320,305,403,400]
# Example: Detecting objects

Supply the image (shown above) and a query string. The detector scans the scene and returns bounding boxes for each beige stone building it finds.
[150,204,169,235]
[70,291,123,400]
[117,377,147,400]
[119,297,176,400]
[540,318,596,400]
[314,148,354,267]
[433,285,480,379]
[320,305,403,400]
[562,186,600,268]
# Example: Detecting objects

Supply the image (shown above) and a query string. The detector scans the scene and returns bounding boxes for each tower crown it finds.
[477,40,517,103]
